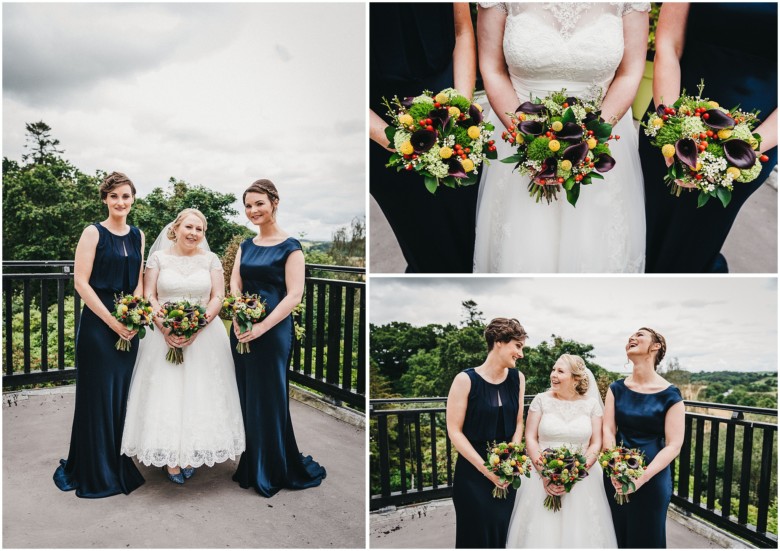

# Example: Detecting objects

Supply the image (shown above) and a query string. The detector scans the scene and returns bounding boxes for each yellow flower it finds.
[398,113,413,127]
[587,137,597,149]
[708,101,720,108]
[727,167,741,179]
[548,139,561,152]
[399,141,414,155]
[691,161,702,172]
[661,144,676,158]
[652,118,664,128]
[515,134,525,145]
[462,158,475,172]
[439,147,453,159]
[717,129,732,140]
[491,456,501,465]
[448,107,461,118]
[120,304,128,313]
[551,121,563,132]
[473,102,483,112]
[467,126,481,140]
[748,136,759,150]
[560,160,572,171]
[434,92,449,105]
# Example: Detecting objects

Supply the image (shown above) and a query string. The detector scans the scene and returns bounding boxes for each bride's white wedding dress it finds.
[506,392,617,548]
[474,2,648,273]
[121,251,245,468]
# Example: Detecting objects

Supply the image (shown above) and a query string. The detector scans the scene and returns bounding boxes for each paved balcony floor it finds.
[3,388,365,548]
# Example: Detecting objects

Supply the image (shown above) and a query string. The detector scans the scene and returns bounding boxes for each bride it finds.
[121,208,245,483]
[474,3,649,273]
[506,355,617,548]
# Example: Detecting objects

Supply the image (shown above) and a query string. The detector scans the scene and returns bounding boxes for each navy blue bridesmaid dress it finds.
[641,2,777,273]
[604,379,683,548]
[451,368,520,548]
[53,223,145,498]
[370,2,479,273]
[230,237,326,497]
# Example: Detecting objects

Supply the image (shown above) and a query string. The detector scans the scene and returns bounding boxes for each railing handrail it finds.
[3,260,365,275]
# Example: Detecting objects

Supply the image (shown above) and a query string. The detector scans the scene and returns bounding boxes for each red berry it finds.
[558,177,564,183]
[662,115,669,121]
[546,131,552,137]
[426,125,434,131]
[426,118,433,125]
[563,102,569,108]
[695,173,703,180]
[703,113,710,120]
[760,154,769,162]
[694,112,701,117]
[434,102,440,108]
[706,130,714,137]
[465,147,471,153]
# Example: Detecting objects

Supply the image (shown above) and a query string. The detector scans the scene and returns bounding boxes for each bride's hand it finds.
[237,322,267,344]
[543,478,565,496]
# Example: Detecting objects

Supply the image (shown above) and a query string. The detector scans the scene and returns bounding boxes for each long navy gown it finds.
[231,237,326,497]
[642,2,777,273]
[604,379,683,548]
[53,223,145,498]
[370,2,479,273]
[451,368,520,548]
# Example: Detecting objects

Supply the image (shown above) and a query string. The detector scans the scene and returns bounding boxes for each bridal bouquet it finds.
[599,445,646,505]
[538,445,589,512]
[484,441,533,499]
[112,295,154,351]
[382,88,497,193]
[221,293,267,354]
[500,89,617,206]
[159,300,208,364]
[643,80,767,207]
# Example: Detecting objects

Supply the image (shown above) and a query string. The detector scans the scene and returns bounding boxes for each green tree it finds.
[329,216,365,267]
[460,299,485,328]
[22,121,64,165]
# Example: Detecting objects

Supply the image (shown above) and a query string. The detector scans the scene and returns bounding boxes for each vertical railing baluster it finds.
[430,412,438,489]
[677,414,693,499]
[57,279,65,370]
[304,280,314,377]
[292,302,302,372]
[398,413,407,494]
[414,414,423,492]
[707,420,720,511]
[737,424,753,525]
[722,422,737,521]
[315,283,326,380]
[378,414,391,497]
[343,286,354,392]
[326,283,342,385]
[693,416,705,505]
[755,428,774,534]
[4,279,14,377]
[40,279,49,372]
[357,288,365,395]
[22,279,31,374]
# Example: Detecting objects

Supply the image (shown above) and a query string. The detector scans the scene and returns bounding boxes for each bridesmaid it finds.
[602,328,685,548]
[369,2,477,273]
[230,179,326,497]
[53,171,146,498]
[446,318,527,548]
[642,2,777,272]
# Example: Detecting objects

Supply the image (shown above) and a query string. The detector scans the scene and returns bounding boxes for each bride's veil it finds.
[584,366,604,412]
[148,222,211,258]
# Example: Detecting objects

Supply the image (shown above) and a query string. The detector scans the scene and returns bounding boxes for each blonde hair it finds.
[167,208,208,241]
[559,354,589,395]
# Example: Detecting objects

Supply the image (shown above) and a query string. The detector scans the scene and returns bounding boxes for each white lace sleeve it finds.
[478,2,507,14]
[209,252,224,272]
[529,393,543,413]
[619,3,650,15]
[145,251,161,270]
[590,397,604,418]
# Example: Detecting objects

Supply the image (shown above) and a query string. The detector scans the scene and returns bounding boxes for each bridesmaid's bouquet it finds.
[599,444,646,505]
[483,441,533,499]
[159,300,208,364]
[500,89,617,206]
[643,80,767,207]
[538,445,589,512]
[382,88,497,193]
[111,294,154,351]
[221,293,267,354]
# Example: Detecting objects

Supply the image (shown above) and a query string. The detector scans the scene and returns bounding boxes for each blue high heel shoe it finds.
[181,467,196,480]
[163,466,185,485]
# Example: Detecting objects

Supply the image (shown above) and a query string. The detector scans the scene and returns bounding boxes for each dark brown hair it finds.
[484,318,528,351]
[99,171,136,200]
[639,327,667,370]
[243,179,279,216]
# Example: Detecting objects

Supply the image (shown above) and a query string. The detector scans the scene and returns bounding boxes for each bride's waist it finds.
[508,74,612,102]
[158,296,210,305]
[538,440,590,450]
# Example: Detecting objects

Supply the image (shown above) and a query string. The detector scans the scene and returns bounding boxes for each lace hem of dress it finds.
[122,441,245,468]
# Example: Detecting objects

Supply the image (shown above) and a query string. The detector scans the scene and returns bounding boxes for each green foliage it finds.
[22,121,64,165]
[329,216,365,267]
[449,96,471,112]
[655,119,684,147]
[592,143,611,157]
[409,103,432,121]
[705,142,724,157]
[527,137,552,161]
[452,125,471,148]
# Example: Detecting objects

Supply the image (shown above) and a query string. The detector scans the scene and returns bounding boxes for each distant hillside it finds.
[690,371,777,408]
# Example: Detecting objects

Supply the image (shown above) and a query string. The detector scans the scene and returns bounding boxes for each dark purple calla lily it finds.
[594,153,616,173]
[516,101,545,114]
[198,317,208,327]
[562,141,589,166]
[518,120,544,136]
[411,129,437,153]
[583,111,601,125]
[578,469,589,480]
[537,158,557,179]
[723,139,757,169]
[556,122,584,141]
[675,138,699,169]
[401,96,415,108]
[428,108,450,130]
[626,458,640,469]
[656,104,667,117]
[469,103,483,123]
[702,109,735,130]
[446,158,468,178]
[564,96,579,107]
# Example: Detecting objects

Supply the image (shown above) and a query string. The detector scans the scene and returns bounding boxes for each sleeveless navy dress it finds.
[230,237,326,497]
[370,2,479,273]
[451,368,520,548]
[53,223,145,498]
[641,3,777,272]
[604,379,683,548]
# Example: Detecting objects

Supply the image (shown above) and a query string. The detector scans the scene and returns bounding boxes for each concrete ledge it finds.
[668,505,753,549]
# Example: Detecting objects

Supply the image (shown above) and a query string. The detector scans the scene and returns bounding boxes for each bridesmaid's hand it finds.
[237,322,267,344]
[612,476,643,495]
[485,471,510,490]
[109,318,137,341]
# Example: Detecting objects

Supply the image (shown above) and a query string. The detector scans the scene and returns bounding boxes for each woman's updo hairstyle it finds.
[639,327,667,370]
[167,208,208,241]
[243,179,280,216]
[559,354,589,395]
[484,318,528,351]
[99,171,136,200]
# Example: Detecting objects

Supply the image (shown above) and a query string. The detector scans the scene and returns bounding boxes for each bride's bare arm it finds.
[477,5,517,130]
[452,3,477,99]
[600,10,649,124]
[585,415,603,469]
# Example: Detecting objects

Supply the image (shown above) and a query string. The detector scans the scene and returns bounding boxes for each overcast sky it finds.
[370,277,778,374]
[3,3,366,241]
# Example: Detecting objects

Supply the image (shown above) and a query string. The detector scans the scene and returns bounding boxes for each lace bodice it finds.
[529,392,602,448]
[146,250,223,304]
[479,2,649,100]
